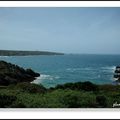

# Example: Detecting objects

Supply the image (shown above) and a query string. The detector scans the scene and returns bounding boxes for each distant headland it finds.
[0,50,64,56]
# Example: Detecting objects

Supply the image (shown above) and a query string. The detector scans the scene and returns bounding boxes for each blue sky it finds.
[0,7,120,54]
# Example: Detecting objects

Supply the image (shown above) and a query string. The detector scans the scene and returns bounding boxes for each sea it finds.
[0,54,120,88]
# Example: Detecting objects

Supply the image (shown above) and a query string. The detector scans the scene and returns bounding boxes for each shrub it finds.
[54,81,99,92]
[59,90,97,108]
[96,95,108,107]
[10,101,26,108]
[12,82,47,93]
[0,94,16,108]
[61,93,80,108]
[81,81,98,91]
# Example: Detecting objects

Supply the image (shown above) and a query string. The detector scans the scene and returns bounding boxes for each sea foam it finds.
[32,74,60,84]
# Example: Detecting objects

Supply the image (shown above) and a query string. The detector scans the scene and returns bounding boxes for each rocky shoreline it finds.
[113,66,120,84]
[0,60,40,86]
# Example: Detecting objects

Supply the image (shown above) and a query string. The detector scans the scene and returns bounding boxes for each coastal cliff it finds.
[0,60,40,85]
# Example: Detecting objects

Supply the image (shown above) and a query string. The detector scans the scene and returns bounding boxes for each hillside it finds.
[0,50,64,56]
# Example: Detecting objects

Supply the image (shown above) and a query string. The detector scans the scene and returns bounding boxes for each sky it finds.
[0,7,120,54]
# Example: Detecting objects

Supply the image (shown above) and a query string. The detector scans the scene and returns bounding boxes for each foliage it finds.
[53,81,99,91]
[0,94,16,108]
[8,82,47,93]
[96,95,108,107]
[0,81,119,108]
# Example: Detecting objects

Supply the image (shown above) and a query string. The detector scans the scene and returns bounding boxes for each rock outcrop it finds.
[0,60,40,86]
[114,66,120,83]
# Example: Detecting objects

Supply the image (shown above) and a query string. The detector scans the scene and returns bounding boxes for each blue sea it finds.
[0,54,120,88]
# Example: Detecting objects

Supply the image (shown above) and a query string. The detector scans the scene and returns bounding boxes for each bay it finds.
[0,54,119,88]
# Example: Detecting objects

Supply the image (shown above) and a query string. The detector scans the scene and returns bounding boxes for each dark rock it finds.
[113,66,120,84]
[114,74,120,78]
[26,69,40,77]
[116,78,120,83]
[115,70,120,73]
[116,66,120,69]
[0,60,40,86]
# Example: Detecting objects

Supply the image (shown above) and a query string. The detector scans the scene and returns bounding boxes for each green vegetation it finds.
[0,81,120,108]
[0,60,119,108]
[52,81,99,91]
[0,50,64,56]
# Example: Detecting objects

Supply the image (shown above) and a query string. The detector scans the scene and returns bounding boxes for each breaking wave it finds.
[66,67,95,72]
[66,66,116,72]
[32,74,60,84]
[101,66,116,72]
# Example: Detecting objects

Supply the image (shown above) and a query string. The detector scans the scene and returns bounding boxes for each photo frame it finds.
[0,1,120,119]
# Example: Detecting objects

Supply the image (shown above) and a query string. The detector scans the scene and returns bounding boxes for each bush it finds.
[96,95,108,107]
[0,94,16,108]
[12,82,47,93]
[81,81,98,91]
[59,90,97,108]
[54,81,99,92]
[10,101,26,108]
[60,92,80,108]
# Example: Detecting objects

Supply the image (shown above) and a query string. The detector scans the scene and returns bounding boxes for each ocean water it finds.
[0,54,120,88]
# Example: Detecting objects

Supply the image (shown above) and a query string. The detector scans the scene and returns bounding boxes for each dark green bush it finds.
[96,95,108,107]
[54,81,98,92]
[99,85,120,94]
[81,81,98,91]
[0,94,16,108]
[59,90,97,108]
[60,93,80,108]
[14,82,47,93]
[10,101,26,108]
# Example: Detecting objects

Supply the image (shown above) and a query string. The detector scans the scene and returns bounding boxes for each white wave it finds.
[66,68,72,71]
[31,74,60,84]
[101,66,116,73]
[66,67,93,72]
[67,66,116,73]
[66,68,82,72]
[84,67,93,70]
[101,66,116,70]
